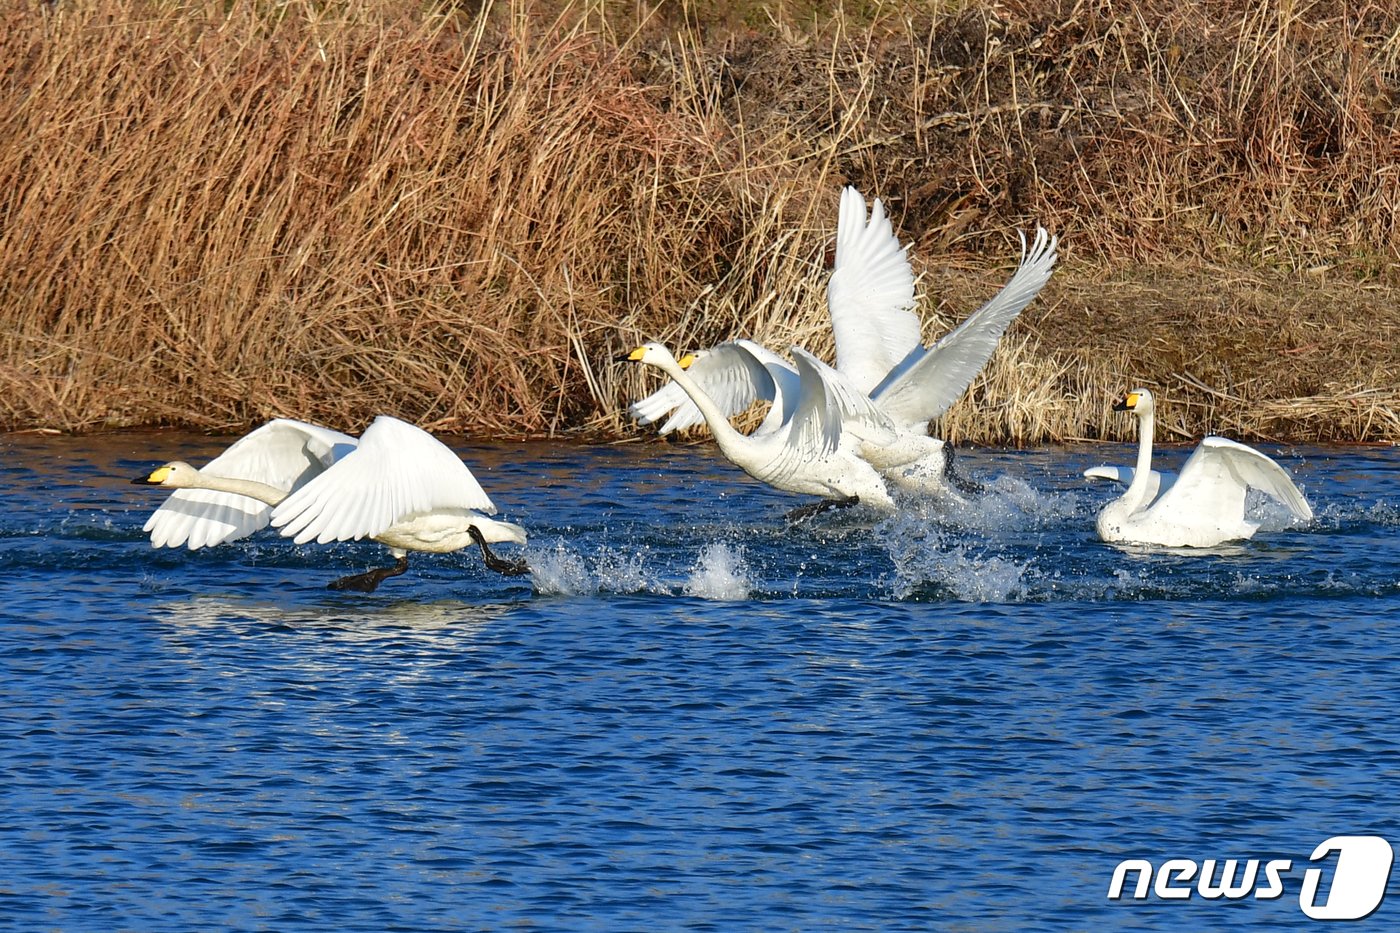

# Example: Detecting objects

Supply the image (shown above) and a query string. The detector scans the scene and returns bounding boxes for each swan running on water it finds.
[629,186,1057,496]
[1087,389,1313,547]
[133,416,529,591]
[619,341,896,513]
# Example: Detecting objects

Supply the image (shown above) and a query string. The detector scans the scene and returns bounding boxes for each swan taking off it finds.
[619,341,895,513]
[133,416,529,590]
[627,186,1057,495]
[1087,389,1313,547]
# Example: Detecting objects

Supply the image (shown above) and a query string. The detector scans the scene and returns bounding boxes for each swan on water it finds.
[133,416,529,590]
[619,341,895,514]
[1086,388,1313,547]
[628,186,1057,494]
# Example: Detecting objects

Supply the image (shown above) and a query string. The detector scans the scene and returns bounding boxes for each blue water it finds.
[3,431,1399,931]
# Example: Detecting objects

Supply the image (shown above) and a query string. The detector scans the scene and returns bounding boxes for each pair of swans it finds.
[625,187,1058,510]
[133,415,529,591]
[621,341,898,512]
[1087,388,1313,547]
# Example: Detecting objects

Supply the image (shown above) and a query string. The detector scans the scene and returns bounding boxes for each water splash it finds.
[683,542,752,601]
[526,540,677,597]
[527,543,602,596]
[895,474,1090,536]
[877,512,1028,602]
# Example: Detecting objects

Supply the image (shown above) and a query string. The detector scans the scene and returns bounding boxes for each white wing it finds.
[1083,465,1173,501]
[1084,465,1132,483]
[1152,437,1312,522]
[730,339,802,436]
[791,346,896,441]
[767,347,845,474]
[629,340,800,437]
[270,416,497,546]
[628,377,694,429]
[870,227,1057,431]
[826,186,920,396]
[764,348,897,483]
[144,418,356,549]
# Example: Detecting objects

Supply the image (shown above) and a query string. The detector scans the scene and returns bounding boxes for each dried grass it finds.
[1,0,1396,442]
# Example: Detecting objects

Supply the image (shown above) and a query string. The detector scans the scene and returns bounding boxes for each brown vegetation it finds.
[1,0,1396,443]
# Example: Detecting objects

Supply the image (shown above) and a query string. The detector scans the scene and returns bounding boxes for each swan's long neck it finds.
[650,357,751,460]
[189,473,289,506]
[1120,406,1156,511]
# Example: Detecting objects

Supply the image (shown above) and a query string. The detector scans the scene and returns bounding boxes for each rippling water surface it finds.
[4,431,1399,930]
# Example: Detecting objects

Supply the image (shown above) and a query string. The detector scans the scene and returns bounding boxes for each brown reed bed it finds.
[0,0,1396,444]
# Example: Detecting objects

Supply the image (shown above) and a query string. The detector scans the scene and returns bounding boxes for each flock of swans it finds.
[131,187,1314,591]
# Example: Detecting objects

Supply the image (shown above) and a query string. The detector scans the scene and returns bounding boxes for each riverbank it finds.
[2,1,1396,442]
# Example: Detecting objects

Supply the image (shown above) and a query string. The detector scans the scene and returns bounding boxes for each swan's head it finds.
[1112,388,1155,417]
[132,461,200,488]
[617,342,694,369]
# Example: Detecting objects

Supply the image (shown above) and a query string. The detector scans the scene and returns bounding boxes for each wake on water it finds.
[515,466,1393,604]
[39,443,1392,605]
[528,539,753,601]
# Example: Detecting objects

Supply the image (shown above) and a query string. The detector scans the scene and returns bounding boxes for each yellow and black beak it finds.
[676,353,696,370]
[1112,392,1140,412]
[131,465,170,486]
[614,346,647,363]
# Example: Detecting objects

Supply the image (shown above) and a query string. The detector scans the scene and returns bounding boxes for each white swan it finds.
[133,416,529,590]
[620,341,895,512]
[628,186,1057,493]
[1087,388,1313,547]
[629,339,799,439]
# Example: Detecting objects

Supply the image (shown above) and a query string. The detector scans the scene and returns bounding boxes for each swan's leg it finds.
[328,555,410,592]
[943,442,985,496]
[468,526,530,576]
[785,496,859,523]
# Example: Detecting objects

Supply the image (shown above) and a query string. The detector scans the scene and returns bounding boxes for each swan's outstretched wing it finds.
[827,186,920,396]
[628,340,800,436]
[628,374,696,429]
[1083,465,1173,501]
[144,419,356,549]
[870,227,1057,431]
[271,416,497,545]
[769,348,896,478]
[1084,465,1132,483]
[630,337,795,431]
[1152,437,1312,522]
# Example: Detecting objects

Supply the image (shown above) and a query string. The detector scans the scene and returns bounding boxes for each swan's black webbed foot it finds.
[943,442,985,496]
[785,496,859,523]
[468,526,530,576]
[328,555,409,592]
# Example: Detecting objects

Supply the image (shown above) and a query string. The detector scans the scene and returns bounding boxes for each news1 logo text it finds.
[1108,835,1394,920]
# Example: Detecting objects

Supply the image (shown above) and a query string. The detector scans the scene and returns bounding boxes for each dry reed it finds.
[0,0,1396,443]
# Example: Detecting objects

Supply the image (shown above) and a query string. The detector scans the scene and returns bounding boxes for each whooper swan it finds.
[620,341,895,513]
[1087,389,1313,547]
[629,186,1057,494]
[133,416,529,590]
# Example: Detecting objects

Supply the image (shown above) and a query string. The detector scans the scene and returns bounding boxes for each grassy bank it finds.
[2,0,1397,443]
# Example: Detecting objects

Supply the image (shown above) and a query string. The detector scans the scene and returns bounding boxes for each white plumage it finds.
[141,419,355,550]
[134,416,528,589]
[621,341,895,511]
[1088,389,1313,547]
[628,186,1057,495]
[827,186,922,396]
